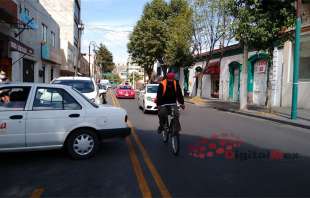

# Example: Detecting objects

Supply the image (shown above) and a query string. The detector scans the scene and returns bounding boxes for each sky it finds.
[81,0,150,65]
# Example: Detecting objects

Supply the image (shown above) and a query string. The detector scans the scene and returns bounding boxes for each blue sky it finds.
[81,0,150,64]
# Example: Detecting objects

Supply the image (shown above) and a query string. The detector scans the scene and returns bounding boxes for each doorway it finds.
[23,59,34,82]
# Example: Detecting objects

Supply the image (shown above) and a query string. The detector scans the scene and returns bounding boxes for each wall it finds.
[11,0,60,82]
[39,0,77,73]
[282,33,310,109]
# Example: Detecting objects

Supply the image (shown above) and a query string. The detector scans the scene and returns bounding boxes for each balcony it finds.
[41,43,62,65]
[0,0,17,24]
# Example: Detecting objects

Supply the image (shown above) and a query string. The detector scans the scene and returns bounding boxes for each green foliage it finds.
[95,44,115,73]
[103,73,122,84]
[165,0,194,68]
[229,0,296,50]
[128,0,194,79]
[128,72,143,84]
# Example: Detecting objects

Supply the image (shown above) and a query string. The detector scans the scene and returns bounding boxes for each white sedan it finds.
[0,83,130,159]
[138,84,159,113]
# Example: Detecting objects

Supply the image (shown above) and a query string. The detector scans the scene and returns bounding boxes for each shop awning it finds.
[204,61,220,75]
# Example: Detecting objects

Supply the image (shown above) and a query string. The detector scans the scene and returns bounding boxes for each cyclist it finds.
[156,72,185,134]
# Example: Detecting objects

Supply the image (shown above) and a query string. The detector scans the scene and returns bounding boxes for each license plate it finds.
[125,94,128,96]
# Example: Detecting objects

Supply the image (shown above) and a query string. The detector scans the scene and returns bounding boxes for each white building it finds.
[0,0,61,83]
[281,3,310,109]
[39,0,82,76]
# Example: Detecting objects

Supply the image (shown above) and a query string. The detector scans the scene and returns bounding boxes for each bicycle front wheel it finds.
[171,133,180,155]
[162,128,169,143]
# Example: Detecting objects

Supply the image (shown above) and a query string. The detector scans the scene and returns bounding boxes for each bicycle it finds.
[160,104,181,156]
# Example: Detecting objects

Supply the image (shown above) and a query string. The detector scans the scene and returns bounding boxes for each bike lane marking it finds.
[109,91,152,198]
[111,92,172,198]
[30,187,44,198]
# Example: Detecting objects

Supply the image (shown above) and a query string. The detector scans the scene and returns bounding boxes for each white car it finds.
[0,83,130,159]
[52,76,101,104]
[138,84,159,113]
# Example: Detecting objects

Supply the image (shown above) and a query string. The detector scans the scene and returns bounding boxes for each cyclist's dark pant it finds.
[158,105,180,131]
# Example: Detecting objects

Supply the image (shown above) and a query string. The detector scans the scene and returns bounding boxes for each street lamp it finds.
[291,0,302,119]
[89,41,97,77]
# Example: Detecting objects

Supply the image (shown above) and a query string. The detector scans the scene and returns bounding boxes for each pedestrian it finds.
[0,71,9,83]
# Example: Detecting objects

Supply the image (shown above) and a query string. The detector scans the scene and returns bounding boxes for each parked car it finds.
[0,83,130,159]
[138,84,159,113]
[52,77,101,104]
[115,85,135,99]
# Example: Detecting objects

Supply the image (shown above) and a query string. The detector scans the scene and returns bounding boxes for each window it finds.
[51,31,56,47]
[299,34,310,81]
[52,80,95,93]
[33,88,82,110]
[0,87,31,111]
[42,24,47,42]
[119,86,132,90]
[147,86,158,93]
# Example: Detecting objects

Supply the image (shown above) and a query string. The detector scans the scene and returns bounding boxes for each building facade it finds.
[0,0,62,83]
[39,0,82,76]
[281,3,310,109]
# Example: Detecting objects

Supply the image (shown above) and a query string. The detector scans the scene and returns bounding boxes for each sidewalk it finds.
[185,97,310,129]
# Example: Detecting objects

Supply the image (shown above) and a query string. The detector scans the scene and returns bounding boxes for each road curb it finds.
[215,107,310,130]
[185,100,310,130]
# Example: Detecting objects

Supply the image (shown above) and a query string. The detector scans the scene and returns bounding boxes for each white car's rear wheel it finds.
[66,129,99,159]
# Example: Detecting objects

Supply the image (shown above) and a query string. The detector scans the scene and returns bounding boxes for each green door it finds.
[229,66,235,99]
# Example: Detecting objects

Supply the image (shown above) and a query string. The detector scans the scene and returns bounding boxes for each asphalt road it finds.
[0,92,310,197]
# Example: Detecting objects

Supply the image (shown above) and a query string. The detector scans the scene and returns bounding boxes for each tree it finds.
[95,44,115,73]
[128,0,194,81]
[165,0,194,69]
[128,72,143,86]
[190,0,234,97]
[229,0,295,110]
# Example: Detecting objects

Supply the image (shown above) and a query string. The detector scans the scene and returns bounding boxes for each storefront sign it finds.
[9,40,34,55]
[254,60,267,73]
[19,10,38,30]
[41,43,61,64]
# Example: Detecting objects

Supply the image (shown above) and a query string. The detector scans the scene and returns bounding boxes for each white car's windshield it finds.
[53,80,95,93]
[72,88,98,108]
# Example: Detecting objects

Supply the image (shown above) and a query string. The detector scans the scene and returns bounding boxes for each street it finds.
[1,92,310,197]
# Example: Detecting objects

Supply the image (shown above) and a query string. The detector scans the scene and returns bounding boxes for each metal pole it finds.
[88,44,91,77]
[291,0,301,120]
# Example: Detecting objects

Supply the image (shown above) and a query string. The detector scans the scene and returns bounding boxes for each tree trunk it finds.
[240,43,248,110]
[265,48,274,113]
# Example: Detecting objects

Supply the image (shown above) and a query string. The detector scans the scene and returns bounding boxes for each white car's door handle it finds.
[69,114,80,118]
[10,115,23,120]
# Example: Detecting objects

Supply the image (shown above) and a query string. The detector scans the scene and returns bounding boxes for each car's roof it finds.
[54,76,93,81]
[146,83,159,86]
[0,82,71,89]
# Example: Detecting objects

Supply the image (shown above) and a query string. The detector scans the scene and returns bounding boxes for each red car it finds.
[116,85,135,99]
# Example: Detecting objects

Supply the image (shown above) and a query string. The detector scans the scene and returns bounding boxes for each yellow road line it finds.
[109,91,152,198]
[126,137,152,198]
[30,187,44,198]
[112,93,172,198]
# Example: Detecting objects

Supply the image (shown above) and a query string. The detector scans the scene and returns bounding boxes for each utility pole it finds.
[88,44,91,77]
[291,0,302,119]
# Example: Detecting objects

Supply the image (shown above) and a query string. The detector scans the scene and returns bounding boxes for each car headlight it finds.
[147,96,152,101]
